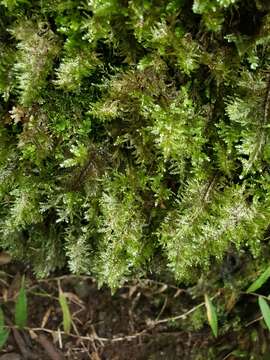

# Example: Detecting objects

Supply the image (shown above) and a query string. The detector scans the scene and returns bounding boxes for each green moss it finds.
[0,0,270,294]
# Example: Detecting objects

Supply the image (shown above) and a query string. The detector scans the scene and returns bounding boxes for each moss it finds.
[0,0,270,293]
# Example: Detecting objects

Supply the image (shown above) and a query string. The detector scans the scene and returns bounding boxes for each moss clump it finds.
[0,0,270,291]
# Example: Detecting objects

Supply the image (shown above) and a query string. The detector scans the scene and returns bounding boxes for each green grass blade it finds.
[15,277,28,329]
[205,294,218,337]
[0,307,9,349]
[258,296,270,330]
[59,291,71,334]
[246,266,270,293]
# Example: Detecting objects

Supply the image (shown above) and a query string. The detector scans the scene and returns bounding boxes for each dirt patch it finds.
[0,264,269,359]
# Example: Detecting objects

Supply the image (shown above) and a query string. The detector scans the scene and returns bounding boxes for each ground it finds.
[0,261,269,359]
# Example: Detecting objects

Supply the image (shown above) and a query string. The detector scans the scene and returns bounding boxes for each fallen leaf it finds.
[225,292,238,313]
[41,306,52,328]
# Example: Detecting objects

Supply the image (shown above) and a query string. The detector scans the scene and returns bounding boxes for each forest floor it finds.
[0,261,269,360]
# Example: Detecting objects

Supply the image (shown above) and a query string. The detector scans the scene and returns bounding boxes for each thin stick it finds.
[5,317,37,359]
[245,315,263,327]
[155,297,168,322]
[155,301,205,325]
[33,333,65,360]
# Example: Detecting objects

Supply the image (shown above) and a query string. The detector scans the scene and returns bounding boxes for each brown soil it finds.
[0,264,268,360]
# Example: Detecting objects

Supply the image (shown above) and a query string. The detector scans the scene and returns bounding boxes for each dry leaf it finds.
[128,285,138,298]
[156,284,168,294]
[2,289,8,303]
[41,306,52,328]
[9,106,27,124]
[64,292,84,307]
[225,292,237,313]
[173,289,184,298]
[29,329,38,340]
[91,352,102,360]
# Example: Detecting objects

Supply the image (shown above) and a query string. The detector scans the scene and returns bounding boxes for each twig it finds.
[89,325,104,347]
[222,350,237,360]
[0,270,14,278]
[5,317,37,359]
[72,320,90,356]
[28,290,58,301]
[241,291,270,301]
[154,301,205,325]
[0,278,9,287]
[57,328,63,349]
[245,315,263,327]
[32,332,65,360]
[138,278,187,292]
[155,297,168,322]
[154,292,219,325]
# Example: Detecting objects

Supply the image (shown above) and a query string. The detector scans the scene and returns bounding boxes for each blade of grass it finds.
[258,296,270,330]
[246,266,270,293]
[0,307,9,349]
[205,294,218,337]
[15,276,27,329]
[59,290,71,334]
